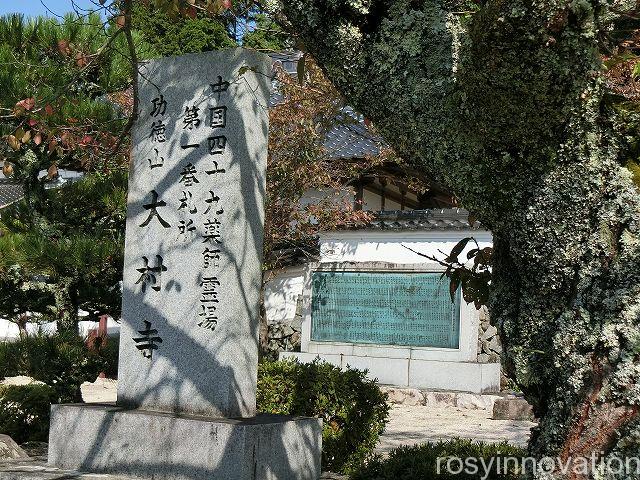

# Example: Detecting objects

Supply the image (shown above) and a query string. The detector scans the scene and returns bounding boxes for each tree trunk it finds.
[280,0,640,473]
[15,314,28,338]
[490,159,640,474]
[53,278,79,334]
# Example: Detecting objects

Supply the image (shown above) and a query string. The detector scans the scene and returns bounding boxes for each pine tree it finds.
[0,13,144,333]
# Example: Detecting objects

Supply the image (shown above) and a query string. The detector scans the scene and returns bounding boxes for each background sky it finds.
[0,0,103,18]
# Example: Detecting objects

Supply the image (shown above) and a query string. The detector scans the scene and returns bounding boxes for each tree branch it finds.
[111,0,139,156]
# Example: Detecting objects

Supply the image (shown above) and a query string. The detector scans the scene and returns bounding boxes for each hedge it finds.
[351,439,528,480]
[257,359,390,474]
[0,384,56,443]
[0,331,109,403]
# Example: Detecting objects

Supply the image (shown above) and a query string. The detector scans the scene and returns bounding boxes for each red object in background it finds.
[87,315,109,378]
[98,315,108,337]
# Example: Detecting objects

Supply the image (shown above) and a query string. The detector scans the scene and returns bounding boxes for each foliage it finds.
[0,172,127,332]
[264,58,418,269]
[0,384,56,443]
[0,331,109,403]
[404,236,493,309]
[132,2,236,56]
[257,359,390,474]
[243,13,293,51]
[0,13,144,332]
[98,336,120,379]
[145,0,236,17]
[0,13,149,173]
[350,439,526,480]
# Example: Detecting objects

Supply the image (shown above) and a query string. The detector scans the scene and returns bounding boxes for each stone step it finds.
[380,386,531,413]
[492,397,536,421]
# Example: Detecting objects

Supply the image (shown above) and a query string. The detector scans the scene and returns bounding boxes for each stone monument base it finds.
[48,403,322,480]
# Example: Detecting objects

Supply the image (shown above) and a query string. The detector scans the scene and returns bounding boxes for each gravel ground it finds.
[379,404,534,452]
[0,379,535,479]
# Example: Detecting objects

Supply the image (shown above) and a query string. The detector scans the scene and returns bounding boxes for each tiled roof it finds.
[0,179,24,208]
[323,109,381,159]
[269,53,381,160]
[360,209,483,231]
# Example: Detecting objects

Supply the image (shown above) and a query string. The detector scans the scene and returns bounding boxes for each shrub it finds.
[350,439,528,480]
[0,331,108,403]
[0,384,56,443]
[257,359,389,474]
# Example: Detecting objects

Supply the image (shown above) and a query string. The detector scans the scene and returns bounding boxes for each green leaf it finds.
[297,53,306,86]
[446,237,471,263]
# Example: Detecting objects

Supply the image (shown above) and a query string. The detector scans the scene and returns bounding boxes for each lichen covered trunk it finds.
[280,0,640,471]
[53,277,80,334]
[491,157,640,472]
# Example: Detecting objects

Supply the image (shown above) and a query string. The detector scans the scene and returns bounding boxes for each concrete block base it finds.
[281,352,501,394]
[48,403,322,480]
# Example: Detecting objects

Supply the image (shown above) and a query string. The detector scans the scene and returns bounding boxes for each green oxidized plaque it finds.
[311,271,461,348]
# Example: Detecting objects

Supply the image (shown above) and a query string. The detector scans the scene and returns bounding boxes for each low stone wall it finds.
[477,308,502,363]
[493,397,536,421]
[380,386,536,421]
[265,318,301,356]
[381,386,502,410]
[264,296,302,358]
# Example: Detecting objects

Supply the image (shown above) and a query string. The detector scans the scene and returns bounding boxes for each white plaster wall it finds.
[0,320,55,340]
[319,230,493,265]
[263,229,493,325]
[0,317,120,341]
[362,189,381,211]
[264,266,306,323]
[385,198,401,210]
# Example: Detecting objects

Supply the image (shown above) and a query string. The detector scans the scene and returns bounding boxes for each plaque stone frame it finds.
[300,261,480,363]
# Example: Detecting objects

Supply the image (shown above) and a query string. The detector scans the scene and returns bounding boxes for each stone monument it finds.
[48,48,322,479]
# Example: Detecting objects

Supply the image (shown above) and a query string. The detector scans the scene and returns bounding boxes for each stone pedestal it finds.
[49,404,322,480]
